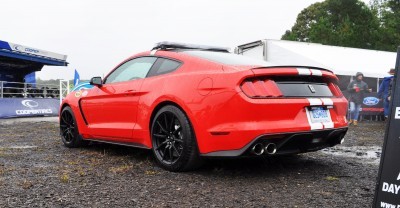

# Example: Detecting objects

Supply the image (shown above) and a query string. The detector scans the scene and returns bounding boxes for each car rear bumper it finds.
[201,127,348,157]
[193,91,348,154]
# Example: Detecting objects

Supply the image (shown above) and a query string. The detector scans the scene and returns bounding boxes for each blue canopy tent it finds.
[0,40,68,118]
[0,40,67,83]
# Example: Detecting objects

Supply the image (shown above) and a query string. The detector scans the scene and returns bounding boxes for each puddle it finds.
[0,117,58,125]
[7,145,38,149]
[321,146,382,165]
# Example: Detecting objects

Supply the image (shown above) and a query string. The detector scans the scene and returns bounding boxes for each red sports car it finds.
[60,42,348,171]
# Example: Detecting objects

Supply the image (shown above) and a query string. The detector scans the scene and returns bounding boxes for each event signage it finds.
[0,40,67,61]
[360,92,384,116]
[342,91,384,116]
[373,46,400,207]
[363,96,380,106]
[0,98,59,118]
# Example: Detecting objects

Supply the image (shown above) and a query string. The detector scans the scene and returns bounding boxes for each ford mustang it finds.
[60,42,348,172]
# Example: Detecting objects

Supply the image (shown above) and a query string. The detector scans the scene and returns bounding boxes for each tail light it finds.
[328,83,343,97]
[240,78,283,98]
[241,77,343,98]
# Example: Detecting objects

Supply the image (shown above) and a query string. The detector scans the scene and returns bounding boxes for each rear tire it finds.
[151,105,202,172]
[60,106,88,148]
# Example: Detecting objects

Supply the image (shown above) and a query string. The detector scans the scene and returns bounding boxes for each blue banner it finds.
[24,72,36,87]
[74,69,80,86]
[0,98,59,118]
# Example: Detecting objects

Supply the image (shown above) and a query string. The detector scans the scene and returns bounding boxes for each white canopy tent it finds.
[235,39,398,91]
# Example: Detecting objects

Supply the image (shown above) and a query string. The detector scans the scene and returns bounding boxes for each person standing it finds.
[378,68,395,120]
[347,72,372,126]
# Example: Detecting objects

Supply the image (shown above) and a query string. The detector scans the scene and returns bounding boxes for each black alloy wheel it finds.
[151,105,202,172]
[60,106,87,148]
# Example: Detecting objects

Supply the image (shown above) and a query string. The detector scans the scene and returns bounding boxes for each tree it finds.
[371,0,400,51]
[282,0,381,50]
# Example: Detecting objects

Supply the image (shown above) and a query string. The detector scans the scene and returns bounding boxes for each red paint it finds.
[61,50,348,154]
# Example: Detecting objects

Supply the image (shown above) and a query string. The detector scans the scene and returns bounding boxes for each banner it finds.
[0,98,59,118]
[74,69,80,86]
[373,46,400,206]
[24,72,36,87]
[360,92,384,116]
[343,91,384,116]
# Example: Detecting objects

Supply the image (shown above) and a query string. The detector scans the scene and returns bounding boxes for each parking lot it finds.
[0,118,383,207]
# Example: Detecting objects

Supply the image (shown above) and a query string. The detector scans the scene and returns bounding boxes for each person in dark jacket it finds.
[347,72,372,125]
[378,68,395,120]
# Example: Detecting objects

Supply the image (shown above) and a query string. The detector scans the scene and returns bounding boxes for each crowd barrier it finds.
[0,81,59,98]
[0,81,62,118]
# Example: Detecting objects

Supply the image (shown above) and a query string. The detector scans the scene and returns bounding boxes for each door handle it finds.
[124,89,137,96]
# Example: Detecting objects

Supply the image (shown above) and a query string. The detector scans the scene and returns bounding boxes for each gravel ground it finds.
[0,118,385,207]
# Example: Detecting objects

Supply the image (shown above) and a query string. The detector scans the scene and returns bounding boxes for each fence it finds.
[0,81,61,99]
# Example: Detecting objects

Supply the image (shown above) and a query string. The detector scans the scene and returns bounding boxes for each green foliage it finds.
[372,0,400,51]
[282,0,399,52]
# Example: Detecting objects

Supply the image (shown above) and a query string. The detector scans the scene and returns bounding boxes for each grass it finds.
[60,173,69,183]
[67,161,79,166]
[0,150,6,157]
[20,180,33,189]
[109,164,133,174]
[145,170,158,175]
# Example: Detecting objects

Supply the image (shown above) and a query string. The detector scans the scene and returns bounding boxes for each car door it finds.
[81,57,157,140]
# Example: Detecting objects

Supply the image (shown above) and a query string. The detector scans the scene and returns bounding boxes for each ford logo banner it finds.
[363,97,380,106]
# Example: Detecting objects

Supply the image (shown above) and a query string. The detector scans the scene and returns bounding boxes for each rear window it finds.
[182,50,272,66]
[147,58,181,77]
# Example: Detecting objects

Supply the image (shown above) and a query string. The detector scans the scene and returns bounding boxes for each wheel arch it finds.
[149,100,200,147]
[60,103,70,111]
[149,101,191,132]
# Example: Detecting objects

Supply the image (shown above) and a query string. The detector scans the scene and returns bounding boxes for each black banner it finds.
[343,91,384,116]
[361,92,384,116]
[373,46,400,207]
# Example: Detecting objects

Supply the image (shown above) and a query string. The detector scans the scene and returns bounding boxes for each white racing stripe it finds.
[320,98,333,106]
[323,121,334,129]
[307,98,322,106]
[150,50,157,55]
[297,68,311,76]
[310,69,322,76]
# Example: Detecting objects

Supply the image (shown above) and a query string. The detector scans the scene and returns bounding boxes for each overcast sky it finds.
[0,0,369,80]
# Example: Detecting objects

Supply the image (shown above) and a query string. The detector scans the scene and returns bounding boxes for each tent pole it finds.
[0,81,3,98]
[377,78,380,92]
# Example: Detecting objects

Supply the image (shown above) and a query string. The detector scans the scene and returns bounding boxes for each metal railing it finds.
[0,81,60,99]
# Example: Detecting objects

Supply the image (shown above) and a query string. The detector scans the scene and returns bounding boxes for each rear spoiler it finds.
[251,65,333,74]
[248,66,338,81]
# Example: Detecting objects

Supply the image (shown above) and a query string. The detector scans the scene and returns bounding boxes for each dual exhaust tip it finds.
[251,134,345,156]
[251,143,277,156]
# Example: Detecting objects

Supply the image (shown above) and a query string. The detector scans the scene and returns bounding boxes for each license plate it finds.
[309,107,331,123]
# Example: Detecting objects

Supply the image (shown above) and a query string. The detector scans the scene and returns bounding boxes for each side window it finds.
[147,58,181,77]
[105,57,157,84]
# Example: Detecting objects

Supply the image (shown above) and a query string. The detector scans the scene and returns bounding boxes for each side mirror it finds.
[90,77,103,87]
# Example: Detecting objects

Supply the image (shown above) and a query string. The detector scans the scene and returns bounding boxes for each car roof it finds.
[152,41,230,53]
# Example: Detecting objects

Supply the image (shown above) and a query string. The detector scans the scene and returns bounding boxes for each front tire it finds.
[60,106,88,148]
[151,105,202,172]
